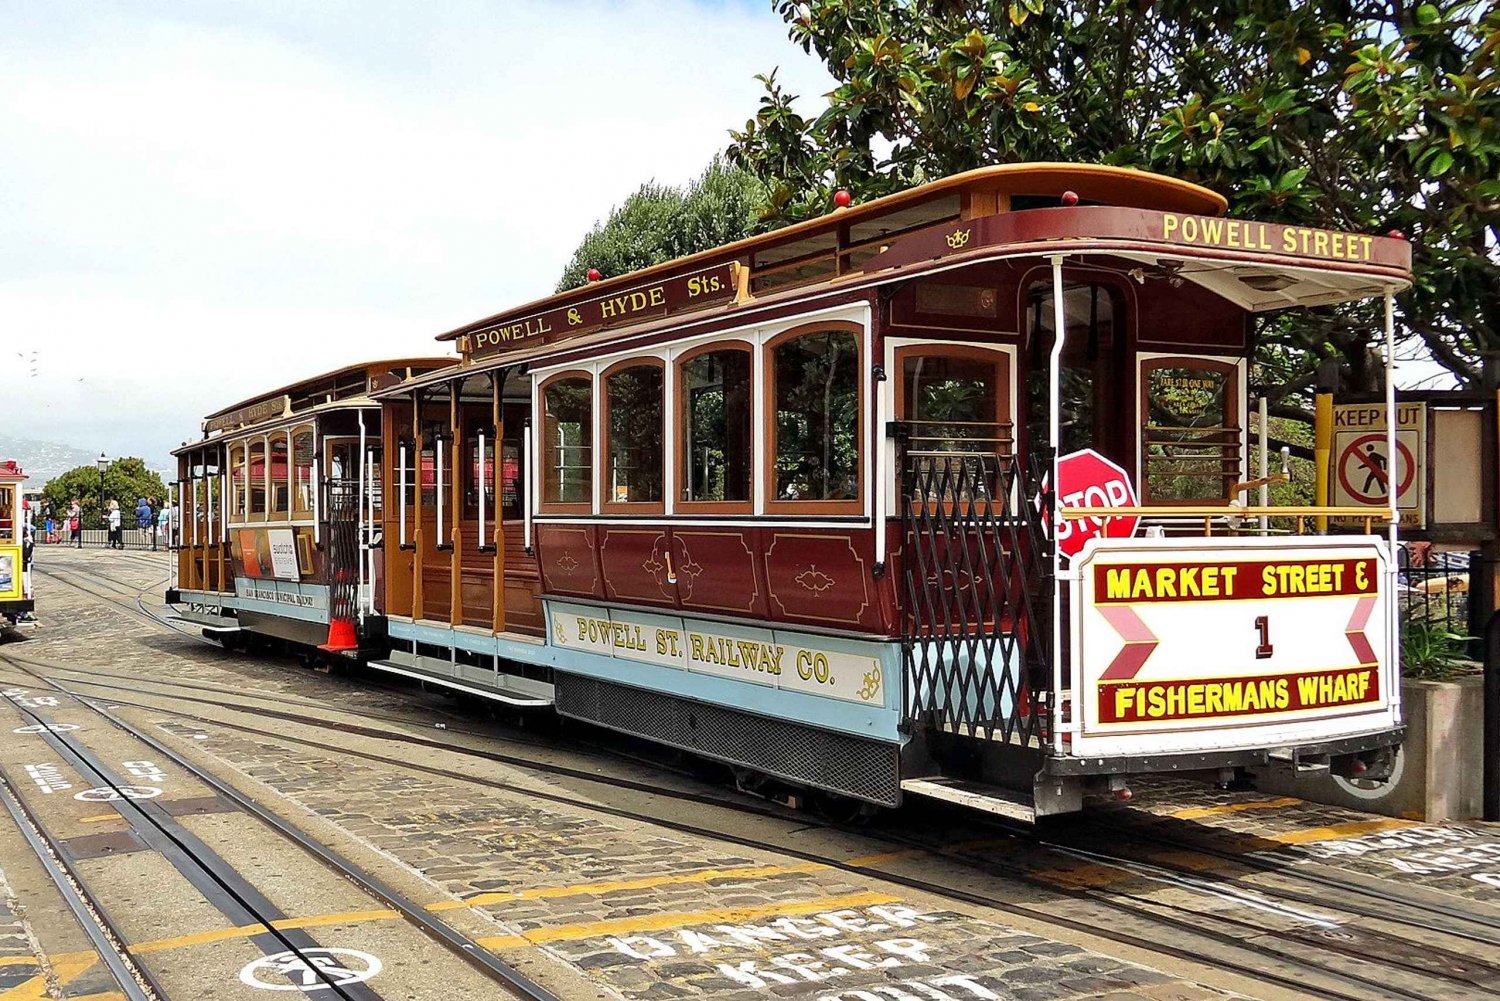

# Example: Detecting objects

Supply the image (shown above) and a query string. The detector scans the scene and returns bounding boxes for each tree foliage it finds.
[40,458,168,528]
[556,157,767,291]
[729,1,1499,405]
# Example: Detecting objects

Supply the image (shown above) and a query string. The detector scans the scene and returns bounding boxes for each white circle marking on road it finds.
[239,949,383,992]
[72,786,162,802]
[12,723,80,734]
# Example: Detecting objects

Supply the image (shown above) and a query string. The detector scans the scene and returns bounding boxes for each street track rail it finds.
[0,659,561,1001]
[23,558,1500,999]
[7,659,1494,1001]
[0,778,159,1001]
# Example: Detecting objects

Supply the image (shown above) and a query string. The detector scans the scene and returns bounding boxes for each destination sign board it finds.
[204,395,290,433]
[467,263,738,360]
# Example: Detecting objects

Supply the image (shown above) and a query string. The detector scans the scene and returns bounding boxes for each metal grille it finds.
[555,675,901,805]
[326,478,360,630]
[899,448,1053,746]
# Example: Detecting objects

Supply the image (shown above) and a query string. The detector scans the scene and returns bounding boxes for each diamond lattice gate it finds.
[899,450,1054,747]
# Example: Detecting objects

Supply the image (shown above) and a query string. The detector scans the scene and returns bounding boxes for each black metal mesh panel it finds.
[899,449,1053,745]
[555,675,901,805]
[326,478,360,631]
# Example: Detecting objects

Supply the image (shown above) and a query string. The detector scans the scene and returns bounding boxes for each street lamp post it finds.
[96,453,108,547]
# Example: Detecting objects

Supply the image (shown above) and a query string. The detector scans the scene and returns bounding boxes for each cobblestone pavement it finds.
[2,547,1495,1001]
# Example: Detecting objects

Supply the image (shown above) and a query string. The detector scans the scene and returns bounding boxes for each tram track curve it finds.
[0,663,561,1001]
[3,657,1492,1001]
[25,557,1500,999]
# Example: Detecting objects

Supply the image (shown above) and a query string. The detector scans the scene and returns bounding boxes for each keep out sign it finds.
[1051,449,1140,559]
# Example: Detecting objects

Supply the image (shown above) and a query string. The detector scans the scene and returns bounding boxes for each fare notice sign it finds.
[1330,402,1426,529]
[1071,538,1394,758]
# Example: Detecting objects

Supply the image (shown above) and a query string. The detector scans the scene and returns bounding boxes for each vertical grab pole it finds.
[1258,397,1270,535]
[478,431,487,550]
[1048,254,1069,755]
[398,443,408,547]
[523,415,535,554]
[435,435,445,544]
[357,410,368,620]
[1384,291,1402,722]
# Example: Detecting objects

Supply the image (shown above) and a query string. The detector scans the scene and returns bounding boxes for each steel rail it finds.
[23,671,1473,1001]
[1,658,560,1001]
[0,779,161,1001]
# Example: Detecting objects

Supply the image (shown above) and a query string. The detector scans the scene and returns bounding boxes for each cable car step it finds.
[900,777,1036,823]
[367,658,553,708]
[167,609,240,631]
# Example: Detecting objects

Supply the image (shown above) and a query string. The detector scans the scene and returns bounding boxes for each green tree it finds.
[729,1,1499,417]
[556,156,767,290]
[42,458,168,530]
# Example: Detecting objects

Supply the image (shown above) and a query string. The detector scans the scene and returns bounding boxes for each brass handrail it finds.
[1058,505,1395,537]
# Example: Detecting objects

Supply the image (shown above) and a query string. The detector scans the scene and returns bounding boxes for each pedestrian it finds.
[44,512,55,544]
[135,496,152,549]
[107,499,123,549]
[69,499,82,548]
[157,504,172,549]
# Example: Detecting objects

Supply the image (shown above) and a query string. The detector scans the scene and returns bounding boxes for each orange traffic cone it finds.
[320,617,358,653]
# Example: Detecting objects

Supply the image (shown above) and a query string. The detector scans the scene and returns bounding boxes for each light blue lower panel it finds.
[389,612,905,744]
[226,578,331,625]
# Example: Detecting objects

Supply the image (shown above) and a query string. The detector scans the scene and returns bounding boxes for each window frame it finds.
[537,369,595,515]
[291,424,316,517]
[1137,353,1244,507]
[600,357,666,515]
[892,342,1013,449]
[247,437,268,520]
[675,341,755,515]
[269,431,291,518]
[764,320,866,516]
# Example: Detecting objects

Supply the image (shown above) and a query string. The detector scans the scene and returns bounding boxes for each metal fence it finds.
[1396,543,1475,659]
[34,526,171,551]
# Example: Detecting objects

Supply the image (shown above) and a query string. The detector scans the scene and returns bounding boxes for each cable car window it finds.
[1141,358,1240,504]
[292,428,315,515]
[230,444,247,518]
[770,327,861,507]
[1025,282,1123,458]
[900,352,1008,454]
[680,348,752,507]
[464,422,494,519]
[500,408,524,521]
[604,363,664,508]
[0,486,12,542]
[419,425,441,509]
[542,375,592,509]
[248,439,267,516]
[269,434,290,516]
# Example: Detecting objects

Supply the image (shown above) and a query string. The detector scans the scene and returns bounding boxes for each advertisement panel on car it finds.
[1070,536,1397,756]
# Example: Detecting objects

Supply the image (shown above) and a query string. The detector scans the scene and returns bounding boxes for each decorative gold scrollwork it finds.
[946,228,972,250]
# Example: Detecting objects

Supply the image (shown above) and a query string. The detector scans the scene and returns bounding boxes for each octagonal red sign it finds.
[1053,449,1140,559]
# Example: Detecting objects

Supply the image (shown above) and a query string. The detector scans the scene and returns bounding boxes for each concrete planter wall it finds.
[1252,676,1485,821]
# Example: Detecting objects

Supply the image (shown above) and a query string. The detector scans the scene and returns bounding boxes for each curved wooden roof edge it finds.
[435,162,1227,342]
[203,356,456,420]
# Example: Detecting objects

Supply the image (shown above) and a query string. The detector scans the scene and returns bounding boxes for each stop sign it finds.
[1053,449,1140,559]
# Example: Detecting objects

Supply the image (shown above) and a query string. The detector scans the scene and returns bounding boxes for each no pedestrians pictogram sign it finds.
[1330,402,1425,528]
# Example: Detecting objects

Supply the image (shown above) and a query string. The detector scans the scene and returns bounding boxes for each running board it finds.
[367,658,553,708]
[168,609,240,632]
[900,777,1036,823]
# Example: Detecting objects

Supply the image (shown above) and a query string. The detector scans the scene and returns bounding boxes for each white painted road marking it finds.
[73,786,161,802]
[12,723,80,734]
[24,762,72,794]
[239,949,382,992]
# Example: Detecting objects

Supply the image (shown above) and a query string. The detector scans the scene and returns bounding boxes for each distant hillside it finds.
[0,435,169,487]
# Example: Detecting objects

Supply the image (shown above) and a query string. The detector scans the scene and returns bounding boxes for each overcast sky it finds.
[1,1,832,467]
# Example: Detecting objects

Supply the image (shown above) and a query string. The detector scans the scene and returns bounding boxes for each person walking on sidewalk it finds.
[135,496,152,550]
[106,499,123,549]
[69,499,82,548]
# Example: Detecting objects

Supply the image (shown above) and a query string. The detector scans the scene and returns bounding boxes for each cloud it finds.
[0,1,831,465]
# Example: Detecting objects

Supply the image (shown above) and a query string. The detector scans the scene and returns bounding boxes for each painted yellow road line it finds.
[0,974,46,1001]
[0,958,38,969]
[1169,797,1301,820]
[1031,863,1135,889]
[129,910,400,956]
[69,993,125,1001]
[78,814,122,824]
[1259,817,1414,846]
[476,890,900,951]
[844,849,925,867]
[0,952,98,1001]
[433,861,829,911]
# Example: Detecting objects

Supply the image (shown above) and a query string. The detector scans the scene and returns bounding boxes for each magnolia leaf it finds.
[1008,5,1028,27]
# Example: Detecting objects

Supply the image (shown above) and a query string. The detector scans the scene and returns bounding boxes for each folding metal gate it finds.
[325,477,360,646]
[899,450,1053,746]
